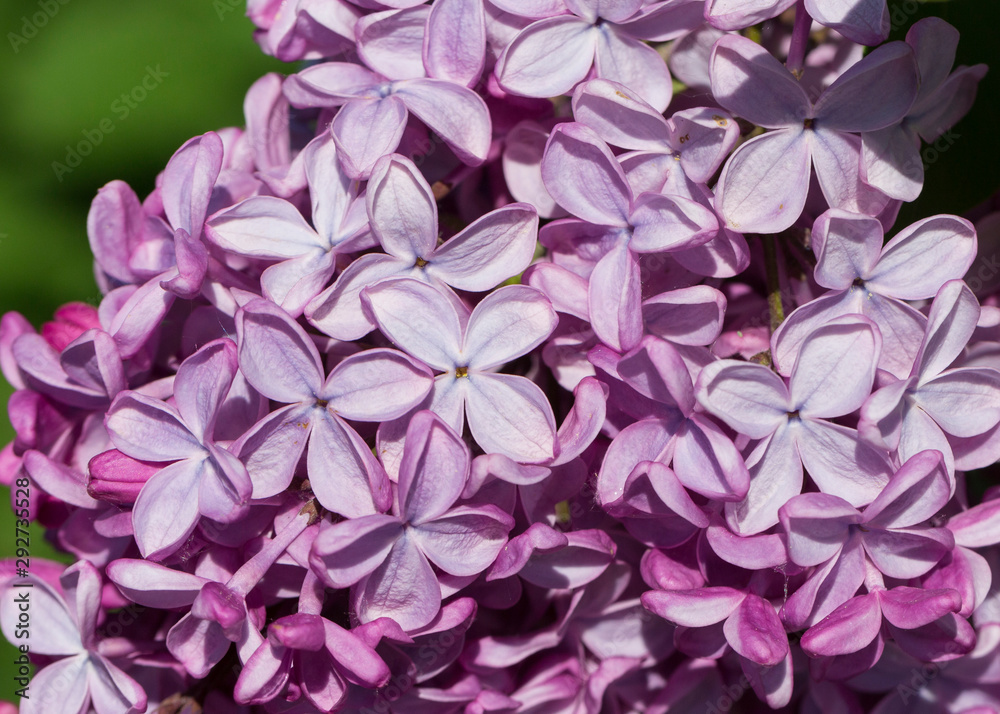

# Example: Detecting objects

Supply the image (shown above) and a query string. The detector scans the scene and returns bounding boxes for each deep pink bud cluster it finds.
[1,1,998,712]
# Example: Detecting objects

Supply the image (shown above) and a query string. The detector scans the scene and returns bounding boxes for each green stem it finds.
[762,234,785,334]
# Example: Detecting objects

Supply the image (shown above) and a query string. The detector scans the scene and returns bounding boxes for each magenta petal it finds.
[166,613,231,678]
[877,586,961,630]
[641,586,744,628]
[888,612,975,662]
[800,593,882,657]
[862,527,953,579]
[723,594,788,666]
[310,514,403,589]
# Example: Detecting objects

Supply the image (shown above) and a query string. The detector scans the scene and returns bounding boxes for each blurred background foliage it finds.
[0,0,996,705]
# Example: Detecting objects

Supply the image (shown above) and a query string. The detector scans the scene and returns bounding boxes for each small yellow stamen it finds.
[455,366,469,378]
[415,257,428,268]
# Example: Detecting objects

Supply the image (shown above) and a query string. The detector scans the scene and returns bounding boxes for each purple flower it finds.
[0,561,147,714]
[310,410,514,631]
[710,35,917,233]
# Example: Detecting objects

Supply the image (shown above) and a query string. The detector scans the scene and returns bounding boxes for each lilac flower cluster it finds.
[2,0,998,712]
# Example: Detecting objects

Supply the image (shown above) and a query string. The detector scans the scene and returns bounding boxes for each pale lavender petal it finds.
[588,241,643,353]
[910,64,988,143]
[425,0,486,86]
[715,129,810,234]
[593,26,672,112]
[260,250,338,318]
[234,640,288,705]
[427,204,539,291]
[464,285,557,370]
[362,278,463,371]
[571,78,671,153]
[309,413,391,517]
[237,298,322,402]
[710,34,809,128]
[867,215,977,300]
[162,132,224,237]
[726,423,801,535]
[310,514,403,588]
[782,533,866,629]
[331,97,408,180]
[283,62,383,105]
[106,392,202,461]
[812,209,883,289]
[366,154,438,261]
[19,655,89,714]
[862,449,951,529]
[306,253,409,341]
[105,559,208,608]
[398,410,470,524]
[395,78,492,166]
[131,459,204,560]
[618,336,694,411]
[503,121,566,219]
[861,125,922,202]
[166,613,230,678]
[914,280,980,382]
[779,492,857,567]
[1,576,81,655]
[411,504,513,576]
[674,415,750,502]
[810,129,891,218]
[233,403,312,499]
[916,369,1000,438]
[795,419,892,507]
[814,42,917,132]
[695,360,789,439]
[22,451,97,509]
[88,655,147,714]
[771,290,858,377]
[173,339,238,442]
[205,196,324,259]
[877,586,961,630]
[198,446,252,523]
[356,534,441,631]
[790,315,880,418]
[356,6,428,81]
[324,349,434,421]
[705,0,794,30]
[107,278,175,359]
[643,285,727,347]
[863,527,953,579]
[670,107,741,183]
[861,294,927,379]
[496,16,596,98]
[465,373,557,463]
[805,0,888,52]
[541,123,632,227]
[628,193,719,253]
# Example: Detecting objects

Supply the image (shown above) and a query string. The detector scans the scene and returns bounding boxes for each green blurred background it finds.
[0,0,996,706]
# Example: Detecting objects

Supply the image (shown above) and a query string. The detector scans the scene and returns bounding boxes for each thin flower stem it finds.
[228,508,313,597]
[763,234,786,334]
[786,0,811,77]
